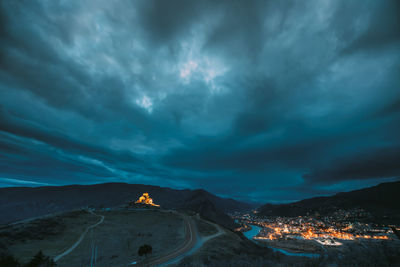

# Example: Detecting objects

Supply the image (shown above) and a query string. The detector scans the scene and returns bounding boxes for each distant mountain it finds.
[0,183,253,225]
[258,181,400,223]
[180,189,237,230]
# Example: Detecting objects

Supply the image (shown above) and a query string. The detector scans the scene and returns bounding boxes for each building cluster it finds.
[232,209,396,246]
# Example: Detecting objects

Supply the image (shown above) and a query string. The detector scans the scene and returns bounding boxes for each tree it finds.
[24,251,56,267]
[0,252,21,267]
[138,244,152,257]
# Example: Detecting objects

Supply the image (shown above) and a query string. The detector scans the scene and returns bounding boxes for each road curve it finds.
[201,222,224,244]
[54,210,104,262]
[136,214,197,267]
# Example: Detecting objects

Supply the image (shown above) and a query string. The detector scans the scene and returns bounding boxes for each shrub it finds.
[138,244,152,257]
[24,250,56,267]
[0,252,21,267]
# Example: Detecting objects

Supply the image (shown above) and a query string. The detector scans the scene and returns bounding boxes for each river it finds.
[243,225,320,258]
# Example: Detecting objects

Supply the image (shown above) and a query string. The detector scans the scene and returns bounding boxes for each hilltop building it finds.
[131,192,160,207]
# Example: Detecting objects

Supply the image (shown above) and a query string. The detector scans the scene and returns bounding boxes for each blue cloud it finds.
[0,0,399,202]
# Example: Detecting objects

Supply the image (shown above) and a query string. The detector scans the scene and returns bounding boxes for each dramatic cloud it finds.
[1,0,399,202]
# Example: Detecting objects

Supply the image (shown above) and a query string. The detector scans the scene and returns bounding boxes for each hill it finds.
[0,183,253,225]
[180,189,237,230]
[258,181,400,223]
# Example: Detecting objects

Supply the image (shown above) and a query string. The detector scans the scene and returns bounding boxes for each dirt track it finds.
[54,210,104,262]
[137,214,197,266]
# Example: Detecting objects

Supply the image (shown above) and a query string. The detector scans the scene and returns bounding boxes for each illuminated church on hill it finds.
[133,192,160,207]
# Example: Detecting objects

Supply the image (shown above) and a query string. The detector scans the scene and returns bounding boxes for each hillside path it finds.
[54,210,104,262]
[135,214,197,266]
[201,221,224,244]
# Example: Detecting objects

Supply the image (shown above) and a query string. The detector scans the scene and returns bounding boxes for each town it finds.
[232,208,400,254]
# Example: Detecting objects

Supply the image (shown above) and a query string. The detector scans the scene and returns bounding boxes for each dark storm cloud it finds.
[162,128,335,172]
[0,107,135,160]
[1,0,399,201]
[137,0,209,43]
[0,109,134,182]
[340,1,400,54]
[303,146,400,184]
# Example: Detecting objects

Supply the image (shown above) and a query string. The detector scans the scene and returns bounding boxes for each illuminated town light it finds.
[235,218,391,244]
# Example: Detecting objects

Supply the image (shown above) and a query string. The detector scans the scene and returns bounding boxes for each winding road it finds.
[135,214,225,267]
[54,210,104,262]
[135,214,197,266]
[200,221,224,244]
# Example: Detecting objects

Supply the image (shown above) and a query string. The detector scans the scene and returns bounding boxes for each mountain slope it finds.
[0,183,252,225]
[180,189,237,230]
[258,181,400,222]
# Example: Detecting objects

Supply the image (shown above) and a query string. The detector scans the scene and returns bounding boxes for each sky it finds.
[0,0,399,203]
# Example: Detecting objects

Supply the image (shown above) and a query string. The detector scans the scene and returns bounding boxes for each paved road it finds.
[54,210,104,262]
[136,214,197,267]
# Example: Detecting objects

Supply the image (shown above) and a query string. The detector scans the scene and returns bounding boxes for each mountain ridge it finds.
[258,180,400,223]
[0,182,253,225]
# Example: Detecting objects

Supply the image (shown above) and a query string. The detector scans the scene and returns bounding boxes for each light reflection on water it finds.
[243,225,320,258]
